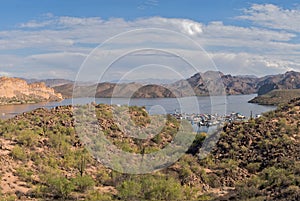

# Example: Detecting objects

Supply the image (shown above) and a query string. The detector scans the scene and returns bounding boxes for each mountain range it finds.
[1,71,299,103]
[52,71,300,98]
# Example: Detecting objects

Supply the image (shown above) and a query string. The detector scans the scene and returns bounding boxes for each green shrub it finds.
[118,179,142,200]
[246,162,261,173]
[17,130,38,147]
[11,145,27,161]
[15,167,33,182]
[45,175,75,199]
[72,175,95,192]
[117,175,184,201]
[85,190,114,201]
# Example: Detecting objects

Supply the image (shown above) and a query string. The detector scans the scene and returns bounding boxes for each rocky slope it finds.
[209,98,300,200]
[256,71,300,95]
[0,77,63,105]
[249,89,300,105]
[183,71,257,95]
[0,98,300,200]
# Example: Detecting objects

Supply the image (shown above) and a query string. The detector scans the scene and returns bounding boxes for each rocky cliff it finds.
[0,77,63,105]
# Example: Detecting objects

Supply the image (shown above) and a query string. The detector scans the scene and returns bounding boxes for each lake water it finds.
[0,94,275,120]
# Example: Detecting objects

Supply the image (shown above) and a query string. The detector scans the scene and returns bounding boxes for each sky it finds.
[0,0,299,81]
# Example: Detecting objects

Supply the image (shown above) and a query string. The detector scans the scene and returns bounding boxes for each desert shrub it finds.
[117,179,142,200]
[96,168,111,186]
[15,166,33,183]
[117,175,184,201]
[144,176,183,201]
[261,167,295,188]
[206,173,221,188]
[72,174,95,192]
[246,162,261,173]
[86,190,114,201]
[11,145,27,161]
[16,130,38,147]
[235,176,262,199]
[44,174,75,199]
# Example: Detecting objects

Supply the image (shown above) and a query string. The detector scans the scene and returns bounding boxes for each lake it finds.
[0,94,276,120]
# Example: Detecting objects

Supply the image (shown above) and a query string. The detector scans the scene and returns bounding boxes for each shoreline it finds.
[0,95,276,120]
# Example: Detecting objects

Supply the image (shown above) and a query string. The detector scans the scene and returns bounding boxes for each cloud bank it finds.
[0,3,299,80]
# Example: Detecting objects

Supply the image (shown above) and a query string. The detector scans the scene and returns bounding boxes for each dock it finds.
[171,111,246,127]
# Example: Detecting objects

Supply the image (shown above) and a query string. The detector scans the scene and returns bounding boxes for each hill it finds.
[0,98,300,200]
[256,71,300,95]
[249,89,300,105]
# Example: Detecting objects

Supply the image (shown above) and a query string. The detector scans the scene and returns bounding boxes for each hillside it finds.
[183,71,257,95]
[256,71,300,95]
[249,89,300,105]
[0,99,300,200]
[0,77,63,105]
[132,84,176,98]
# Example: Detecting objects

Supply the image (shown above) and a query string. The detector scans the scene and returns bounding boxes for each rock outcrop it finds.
[0,77,63,105]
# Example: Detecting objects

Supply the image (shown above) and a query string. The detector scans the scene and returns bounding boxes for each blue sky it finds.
[0,0,299,80]
[1,0,296,28]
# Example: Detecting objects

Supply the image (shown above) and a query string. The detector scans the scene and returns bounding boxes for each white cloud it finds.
[237,4,300,32]
[138,0,159,10]
[210,52,300,76]
[0,4,299,79]
[203,21,295,42]
[20,20,53,28]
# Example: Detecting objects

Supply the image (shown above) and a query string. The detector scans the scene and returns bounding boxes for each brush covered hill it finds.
[0,77,63,105]
[0,99,300,200]
[249,89,300,105]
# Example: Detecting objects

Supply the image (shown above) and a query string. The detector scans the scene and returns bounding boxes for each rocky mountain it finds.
[0,77,63,105]
[182,71,258,95]
[256,71,300,95]
[182,70,300,96]
[52,71,300,98]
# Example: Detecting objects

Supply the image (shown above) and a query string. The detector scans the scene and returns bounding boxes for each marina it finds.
[171,111,247,128]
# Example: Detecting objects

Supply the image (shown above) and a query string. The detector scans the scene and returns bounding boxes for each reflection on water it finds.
[0,94,276,120]
[0,102,49,119]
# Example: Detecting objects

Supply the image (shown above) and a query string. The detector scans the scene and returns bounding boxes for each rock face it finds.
[256,71,300,95]
[0,77,63,104]
[185,71,257,95]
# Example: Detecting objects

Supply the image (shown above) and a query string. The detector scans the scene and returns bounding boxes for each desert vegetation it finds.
[0,99,300,200]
